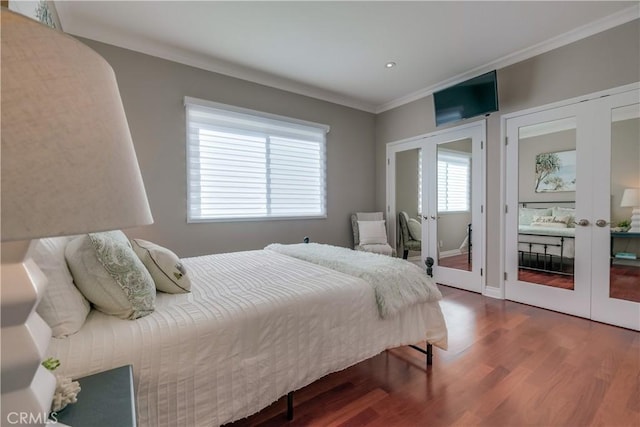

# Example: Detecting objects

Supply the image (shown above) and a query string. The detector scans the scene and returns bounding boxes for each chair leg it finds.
[403,249,409,260]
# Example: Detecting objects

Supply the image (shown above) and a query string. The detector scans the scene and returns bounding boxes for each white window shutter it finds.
[185,98,328,221]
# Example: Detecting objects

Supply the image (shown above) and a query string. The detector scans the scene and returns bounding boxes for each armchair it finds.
[350,212,396,257]
[398,211,422,260]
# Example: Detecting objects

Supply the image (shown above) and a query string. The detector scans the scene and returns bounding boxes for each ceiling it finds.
[55,1,639,113]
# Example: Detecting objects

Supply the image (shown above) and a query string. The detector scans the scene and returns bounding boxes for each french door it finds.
[505,86,640,330]
[386,121,485,294]
[423,123,485,293]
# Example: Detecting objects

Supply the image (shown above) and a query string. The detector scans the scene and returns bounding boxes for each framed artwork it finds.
[535,149,576,193]
[9,0,61,30]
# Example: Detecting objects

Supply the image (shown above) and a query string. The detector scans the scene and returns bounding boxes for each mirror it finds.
[395,148,422,261]
[517,117,577,288]
[436,138,472,271]
[609,103,640,302]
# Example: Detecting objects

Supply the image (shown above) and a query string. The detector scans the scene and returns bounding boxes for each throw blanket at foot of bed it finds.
[265,243,442,318]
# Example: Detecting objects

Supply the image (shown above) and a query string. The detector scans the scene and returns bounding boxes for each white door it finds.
[505,86,640,330]
[386,121,485,294]
[424,122,485,293]
[590,91,640,330]
[505,104,590,318]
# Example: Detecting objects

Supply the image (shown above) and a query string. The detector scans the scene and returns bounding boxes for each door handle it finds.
[576,219,590,226]
[430,216,441,220]
[595,219,610,227]
[422,215,429,221]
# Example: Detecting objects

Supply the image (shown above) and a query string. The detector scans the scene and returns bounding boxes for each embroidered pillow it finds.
[531,215,568,228]
[31,236,90,338]
[65,230,155,320]
[407,218,422,241]
[357,220,388,245]
[519,208,552,226]
[131,239,191,294]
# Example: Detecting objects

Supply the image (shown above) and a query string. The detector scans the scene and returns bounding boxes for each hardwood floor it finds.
[438,255,640,303]
[437,253,472,271]
[226,286,639,427]
[518,265,640,303]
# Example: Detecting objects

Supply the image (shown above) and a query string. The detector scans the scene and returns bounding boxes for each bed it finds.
[45,243,447,427]
[518,202,576,275]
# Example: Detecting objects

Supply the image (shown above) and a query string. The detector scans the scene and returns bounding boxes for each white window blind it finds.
[185,97,329,221]
[437,150,471,213]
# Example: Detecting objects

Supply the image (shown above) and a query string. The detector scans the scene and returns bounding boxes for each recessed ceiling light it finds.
[385,62,396,69]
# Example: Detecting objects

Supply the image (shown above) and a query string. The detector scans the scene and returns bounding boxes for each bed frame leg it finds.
[287,391,294,420]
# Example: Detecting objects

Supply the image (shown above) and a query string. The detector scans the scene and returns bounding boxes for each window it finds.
[185,97,329,221]
[437,150,471,213]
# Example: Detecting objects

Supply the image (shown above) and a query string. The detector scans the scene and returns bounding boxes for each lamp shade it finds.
[620,188,640,208]
[1,10,152,242]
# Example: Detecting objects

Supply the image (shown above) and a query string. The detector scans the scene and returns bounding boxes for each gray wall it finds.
[375,20,640,288]
[80,39,376,258]
[395,149,420,219]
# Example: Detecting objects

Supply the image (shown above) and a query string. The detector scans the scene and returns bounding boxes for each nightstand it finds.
[54,365,136,427]
[611,231,640,266]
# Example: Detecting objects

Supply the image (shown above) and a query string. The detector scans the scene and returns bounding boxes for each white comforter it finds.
[48,249,447,427]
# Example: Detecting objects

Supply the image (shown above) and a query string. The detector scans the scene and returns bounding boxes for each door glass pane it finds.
[437,138,472,271]
[517,118,576,289]
[395,148,422,262]
[609,103,640,302]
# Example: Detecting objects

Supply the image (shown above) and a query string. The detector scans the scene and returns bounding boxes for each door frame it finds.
[499,82,640,300]
[386,119,487,293]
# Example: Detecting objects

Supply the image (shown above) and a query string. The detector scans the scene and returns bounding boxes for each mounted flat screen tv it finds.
[433,70,499,127]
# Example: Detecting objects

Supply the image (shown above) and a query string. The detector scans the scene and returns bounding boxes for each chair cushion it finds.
[407,218,422,241]
[357,220,388,245]
[356,243,395,257]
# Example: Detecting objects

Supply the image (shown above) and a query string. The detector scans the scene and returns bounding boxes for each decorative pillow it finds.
[519,208,552,226]
[407,218,422,241]
[531,216,568,228]
[31,236,90,338]
[552,207,576,227]
[131,239,191,294]
[357,220,388,245]
[65,230,155,320]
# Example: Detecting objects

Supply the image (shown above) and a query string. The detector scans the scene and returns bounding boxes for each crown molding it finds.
[60,3,638,116]
[375,4,640,114]
[59,20,378,113]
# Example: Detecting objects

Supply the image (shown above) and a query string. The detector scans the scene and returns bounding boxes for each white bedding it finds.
[518,225,576,258]
[48,249,447,427]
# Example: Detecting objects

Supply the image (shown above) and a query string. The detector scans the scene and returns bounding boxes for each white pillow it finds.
[358,220,388,245]
[131,239,191,294]
[31,236,90,338]
[65,230,155,320]
[552,207,576,227]
[407,218,422,241]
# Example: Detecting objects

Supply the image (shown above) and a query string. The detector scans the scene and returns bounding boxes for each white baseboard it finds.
[483,285,503,299]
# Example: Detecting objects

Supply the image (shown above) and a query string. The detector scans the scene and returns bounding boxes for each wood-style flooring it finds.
[439,254,640,303]
[226,286,639,427]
